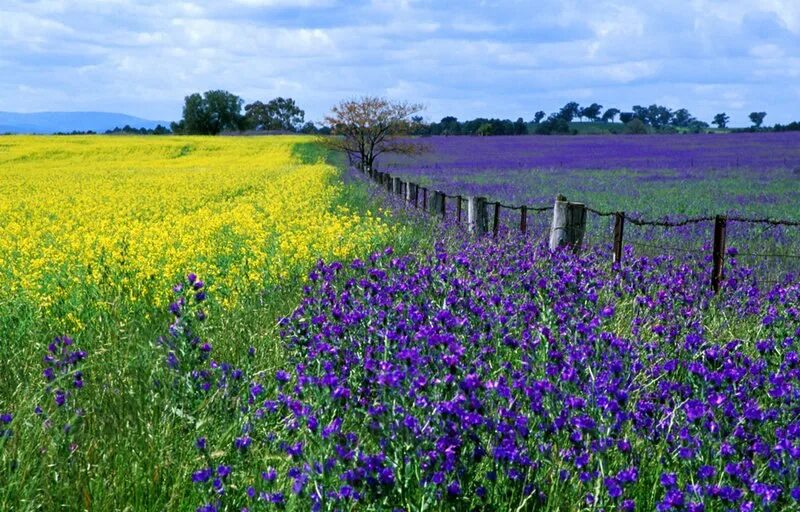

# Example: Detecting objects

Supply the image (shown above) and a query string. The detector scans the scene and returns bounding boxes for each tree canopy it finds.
[318,97,424,172]
[244,97,305,131]
[171,90,247,135]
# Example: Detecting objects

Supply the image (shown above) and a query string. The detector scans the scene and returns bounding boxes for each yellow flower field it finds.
[0,135,391,330]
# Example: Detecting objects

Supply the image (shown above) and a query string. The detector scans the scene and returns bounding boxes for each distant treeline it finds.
[43,93,800,137]
[415,103,800,136]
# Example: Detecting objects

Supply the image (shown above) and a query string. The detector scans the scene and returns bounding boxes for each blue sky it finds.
[2,0,800,126]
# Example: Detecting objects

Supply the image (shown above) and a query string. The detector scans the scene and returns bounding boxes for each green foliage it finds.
[176,90,247,135]
[712,112,730,129]
[749,111,767,128]
[244,97,305,132]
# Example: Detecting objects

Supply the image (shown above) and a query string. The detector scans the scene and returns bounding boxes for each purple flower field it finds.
[377,133,800,281]
[177,232,800,511]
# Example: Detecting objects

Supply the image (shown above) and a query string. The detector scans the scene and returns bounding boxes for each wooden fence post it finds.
[467,196,488,235]
[456,195,462,223]
[711,215,727,294]
[493,202,501,238]
[440,193,446,218]
[520,205,527,234]
[613,212,625,265]
[385,174,393,193]
[392,177,402,195]
[549,195,586,252]
[422,188,428,210]
[412,183,419,208]
[405,182,414,204]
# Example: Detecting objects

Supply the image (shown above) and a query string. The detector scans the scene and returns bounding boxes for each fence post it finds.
[412,183,419,208]
[392,177,402,195]
[520,205,527,234]
[467,196,488,235]
[613,212,625,265]
[493,202,501,238]
[422,188,428,210]
[440,193,446,219]
[405,182,414,204]
[456,195,462,223]
[549,195,586,252]
[711,215,727,294]
[385,174,393,193]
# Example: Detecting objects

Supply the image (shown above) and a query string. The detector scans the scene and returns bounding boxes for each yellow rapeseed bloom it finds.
[0,135,392,330]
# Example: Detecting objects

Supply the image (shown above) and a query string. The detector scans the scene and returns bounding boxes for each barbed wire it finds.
[369,169,800,231]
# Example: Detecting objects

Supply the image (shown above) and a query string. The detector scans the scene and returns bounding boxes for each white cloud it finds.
[0,0,798,125]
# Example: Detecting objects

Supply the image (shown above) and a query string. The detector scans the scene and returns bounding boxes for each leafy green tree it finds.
[557,102,580,122]
[513,117,527,135]
[178,90,246,135]
[712,112,730,129]
[619,112,634,124]
[580,103,603,122]
[601,108,620,123]
[535,114,570,135]
[671,108,694,127]
[749,111,767,128]
[533,111,546,124]
[625,118,649,134]
[244,97,305,131]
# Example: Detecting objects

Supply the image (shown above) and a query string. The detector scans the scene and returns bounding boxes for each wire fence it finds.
[365,168,800,292]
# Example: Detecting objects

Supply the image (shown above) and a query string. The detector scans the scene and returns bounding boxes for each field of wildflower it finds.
[0,135,417,510]
[2,134,800,512]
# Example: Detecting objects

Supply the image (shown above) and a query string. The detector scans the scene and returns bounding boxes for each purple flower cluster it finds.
[159,274,239,395]
[235,235,800,509]
[42,336,86,410]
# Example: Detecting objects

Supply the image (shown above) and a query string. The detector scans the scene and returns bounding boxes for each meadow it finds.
[378,133,800,281]
[2,134,800,512]
[0,135,420,510]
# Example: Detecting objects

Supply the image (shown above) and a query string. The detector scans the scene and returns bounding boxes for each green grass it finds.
[0,151,437,511]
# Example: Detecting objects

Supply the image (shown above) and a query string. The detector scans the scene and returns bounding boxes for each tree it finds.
[318,97,424,172]
[439,116,460,136]
[533,111,546,124]
[671,108,694,128]
[244,97,305,131]
[619,112,634,124]
[601,108,620,123]
[712,112,730,129]
[177,90,247,135]
[625,118,649,134]
[557,102,581,123]
[513,117,527,135]
[535,114,570,135]
[581,103,603,122]
[749,111,767,128]
[632,105,648,122]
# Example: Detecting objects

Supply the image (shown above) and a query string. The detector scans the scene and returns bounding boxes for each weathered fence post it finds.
[385,174,393,193]
[493,202,501,238]
[412,183,419,208]
[467,196,489,235]
[392,177,402,195]
[613,212,625,265]
[549,195,586,252]
[405,182,414,204]
[440,193,446,218]
[429,191,445,218]
[456,195,462,223]
[422,188,428,210]
[711,215,727,294]
[520,205,527,234]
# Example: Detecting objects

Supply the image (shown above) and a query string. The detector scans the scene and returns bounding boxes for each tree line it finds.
[169,90,327,135]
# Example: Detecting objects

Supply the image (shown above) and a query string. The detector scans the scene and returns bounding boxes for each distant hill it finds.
[0,111,170,134]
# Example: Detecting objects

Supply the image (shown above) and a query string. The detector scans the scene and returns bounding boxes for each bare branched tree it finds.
[317,97,425,173]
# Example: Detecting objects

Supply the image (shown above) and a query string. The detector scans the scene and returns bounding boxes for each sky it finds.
[2,0,800,126]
